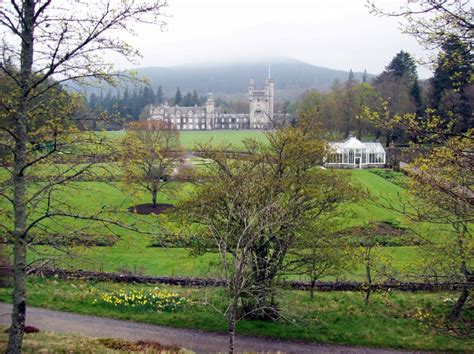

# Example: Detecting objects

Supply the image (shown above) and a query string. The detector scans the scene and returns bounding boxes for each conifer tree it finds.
[156,85,164,104]
[192,90,199,106]
[431,37,472,132]
[174,87,182,106]
[362,69,368,83]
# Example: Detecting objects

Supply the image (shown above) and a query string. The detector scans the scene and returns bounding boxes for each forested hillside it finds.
[78,58,372,100]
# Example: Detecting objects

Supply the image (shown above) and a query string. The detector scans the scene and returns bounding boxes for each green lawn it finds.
[0,277,471,352]
[4,169,433,281]
[2,168,470,352]
[103,129,267,150]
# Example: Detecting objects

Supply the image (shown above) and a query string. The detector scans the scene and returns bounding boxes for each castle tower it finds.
[267,64,274,122]
[248,67,274,129]
[205,92,215,130]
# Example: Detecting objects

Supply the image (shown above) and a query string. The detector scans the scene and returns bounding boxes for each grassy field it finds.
[5,169,432,280]
[4,169,438,280]
[103,129,267,150]
[0,277,471,352]
[2,168,470,352]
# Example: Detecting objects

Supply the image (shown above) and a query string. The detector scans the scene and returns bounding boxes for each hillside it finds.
[76,58,373,100]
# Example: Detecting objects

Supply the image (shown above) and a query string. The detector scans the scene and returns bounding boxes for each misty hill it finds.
[76,58,373,100]
[136,58,371,100]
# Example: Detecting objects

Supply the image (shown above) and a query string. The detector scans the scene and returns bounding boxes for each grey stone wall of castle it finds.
[148,76,275,130]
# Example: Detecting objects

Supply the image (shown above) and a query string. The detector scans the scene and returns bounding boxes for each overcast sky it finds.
[118,0,433,78]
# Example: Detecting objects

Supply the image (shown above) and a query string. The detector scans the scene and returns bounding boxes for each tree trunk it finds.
[152,189,157,208]
[449,287,469,321]
[8,238,27,354]
[310,279,316,299]
[365,261,372,306]
[365,288,371,306]
[8,1,35,352]
[228,301,238,354]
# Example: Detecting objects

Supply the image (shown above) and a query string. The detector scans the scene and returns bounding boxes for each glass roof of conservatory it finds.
[329,137,385,154]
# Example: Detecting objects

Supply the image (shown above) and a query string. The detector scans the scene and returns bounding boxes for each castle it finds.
[147,74,275,130]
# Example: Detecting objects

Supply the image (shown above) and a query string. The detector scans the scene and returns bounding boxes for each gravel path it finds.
[0,303,418,353]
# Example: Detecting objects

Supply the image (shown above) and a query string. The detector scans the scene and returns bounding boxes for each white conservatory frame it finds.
[325,137,386,168]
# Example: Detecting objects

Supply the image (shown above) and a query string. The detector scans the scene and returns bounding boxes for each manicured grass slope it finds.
[104,130,267,149]
[0,278,471,352]
[18,170,431,279]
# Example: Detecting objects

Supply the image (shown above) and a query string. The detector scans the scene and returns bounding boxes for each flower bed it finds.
[93,288,191,312]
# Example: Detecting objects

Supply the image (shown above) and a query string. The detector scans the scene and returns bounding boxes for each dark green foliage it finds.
[174,87,182,106]
[337,220,423,247]
[385,51,418,80]
[87,85,157,126]
[362,69,368,83]
[156,85,164,104]
[39,234,119,247]
[410,79,423,115]
[368,169,407,187]
[431,36,473,132]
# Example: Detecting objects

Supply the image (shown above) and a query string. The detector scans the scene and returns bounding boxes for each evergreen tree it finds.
[89,93,98,110]
[341,69,358,138]
[192,90,199,106]
[131,89,140,119]
[386,51,417,80]
[174,87,182,106]
[348,69,355,82]
[410,78,423,115]
[121,88,131,120]
[182,92,193,106]
[156,85,164,104]
[143,86,155,106]
[431,36,472,131]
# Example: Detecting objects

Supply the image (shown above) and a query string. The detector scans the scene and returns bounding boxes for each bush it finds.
[33,233,119,247]
[338,221,425,247]
[369,169,407,187]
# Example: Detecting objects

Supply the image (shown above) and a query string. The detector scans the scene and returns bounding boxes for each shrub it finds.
[369,169,407,187]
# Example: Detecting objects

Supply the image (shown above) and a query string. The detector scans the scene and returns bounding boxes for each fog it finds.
[114,0,433,78]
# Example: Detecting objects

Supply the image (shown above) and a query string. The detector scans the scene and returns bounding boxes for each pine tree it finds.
[431,36,472,131]
[156,85,164,104]
[174,87,182,106]
[182,92,193,106]
[410,78,423,115]
[386,51,417,80]
[192,90,199,106]
[362,69,368,83]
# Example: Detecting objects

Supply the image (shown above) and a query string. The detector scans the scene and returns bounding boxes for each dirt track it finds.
[0,303,420,353]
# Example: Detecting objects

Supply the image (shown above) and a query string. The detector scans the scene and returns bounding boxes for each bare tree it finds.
[120,120,183,208]
[367,0,473,52]
[0,1,167,351]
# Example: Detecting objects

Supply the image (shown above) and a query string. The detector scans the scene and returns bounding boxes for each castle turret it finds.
[248,79,255,98]
[268,67,274,121]
[248,71,274,129]
[205,93,215,130]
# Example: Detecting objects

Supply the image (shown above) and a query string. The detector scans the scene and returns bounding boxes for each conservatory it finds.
[325,137,386,168]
